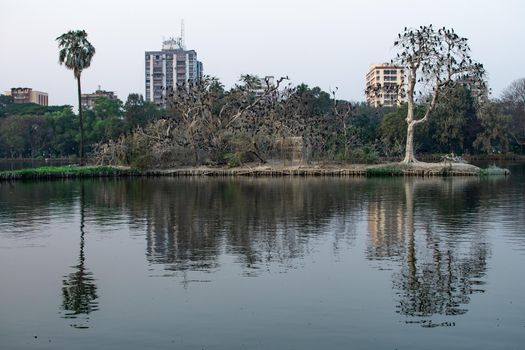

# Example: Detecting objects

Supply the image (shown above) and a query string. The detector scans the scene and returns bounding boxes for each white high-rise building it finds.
[145,33,203,108]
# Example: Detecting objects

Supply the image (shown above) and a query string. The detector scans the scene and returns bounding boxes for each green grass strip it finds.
[0,165,139,180]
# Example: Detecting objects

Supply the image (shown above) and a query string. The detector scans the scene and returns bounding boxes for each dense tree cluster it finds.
[2,25,522,165]
[93,76,392,167]
[94,75,523,168]
[0,77,523,165]
[0,95,158,158]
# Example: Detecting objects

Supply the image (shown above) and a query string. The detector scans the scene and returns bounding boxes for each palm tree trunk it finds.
[77,76,84,166]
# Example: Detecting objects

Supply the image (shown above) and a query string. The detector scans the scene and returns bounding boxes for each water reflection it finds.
[366,178,490,326]
[60,184,98,328]
[85,178,361,274]
[1,168,524,332]
[0,181,77,239]
[366,181,405,261]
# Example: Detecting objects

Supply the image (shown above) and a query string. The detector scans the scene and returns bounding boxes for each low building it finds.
[365,64,405,107]
[81,89,117,109]
[10,87,48,106]
[252,76,275,98]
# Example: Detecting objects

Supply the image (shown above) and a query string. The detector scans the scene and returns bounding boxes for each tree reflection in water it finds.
[50,176,503,328]
[81,178,360,275]
[60,183,98,328]
[139,178,361,275]
[366,178,491,327]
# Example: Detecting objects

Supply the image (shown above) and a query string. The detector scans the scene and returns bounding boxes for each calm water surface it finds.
[1,164,524,349]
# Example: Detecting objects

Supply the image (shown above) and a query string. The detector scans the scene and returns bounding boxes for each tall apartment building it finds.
[145,36,203,107]
[365,64,405,107]
[81,89,117,109]
[9,87,48,106]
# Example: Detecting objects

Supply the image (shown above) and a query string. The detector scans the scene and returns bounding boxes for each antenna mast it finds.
[181,19,185,49]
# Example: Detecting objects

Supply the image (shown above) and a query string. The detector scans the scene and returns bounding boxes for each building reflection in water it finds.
[136,178,360,274]
[43,175,510,327]
[367,186,406,261]
[2,170,521,331]
[78,178,361,276]
[83,176,492,326]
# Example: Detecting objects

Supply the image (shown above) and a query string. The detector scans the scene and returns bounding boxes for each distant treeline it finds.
[0,76,524,165]
[0,93,159,158]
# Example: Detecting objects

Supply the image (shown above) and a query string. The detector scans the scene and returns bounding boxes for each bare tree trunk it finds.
[189,129,199,165]
[192,143,199,165]
[251,140,266,164]
[402,67,418,164]
[401,67,439,164]
[77,76,85,166]
[343,120,348,159]
[403,121,417,163]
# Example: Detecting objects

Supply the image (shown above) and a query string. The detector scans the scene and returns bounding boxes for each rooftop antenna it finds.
[181,19,185,49]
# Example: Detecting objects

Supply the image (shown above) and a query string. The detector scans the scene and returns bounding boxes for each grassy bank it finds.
[0,165,138,180]
[0,162,510,181]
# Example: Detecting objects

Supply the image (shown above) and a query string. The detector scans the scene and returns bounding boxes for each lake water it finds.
[1,165,524,349]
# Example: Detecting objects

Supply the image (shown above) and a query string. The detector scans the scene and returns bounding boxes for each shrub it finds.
[479,165,510,176]
[223,152,242,168]
[338,147,380,164]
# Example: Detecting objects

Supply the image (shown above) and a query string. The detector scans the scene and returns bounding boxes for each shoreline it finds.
[0,162,511,181]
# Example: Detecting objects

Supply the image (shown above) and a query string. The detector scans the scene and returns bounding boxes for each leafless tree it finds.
[500,78,525,146]
[392,25,486,163]
[331,88,358,159]
[95,75,291,167]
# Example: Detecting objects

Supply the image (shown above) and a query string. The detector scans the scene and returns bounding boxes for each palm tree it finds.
[56,30,95,165]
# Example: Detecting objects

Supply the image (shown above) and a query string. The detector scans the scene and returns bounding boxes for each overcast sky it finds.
[1,0,524,107]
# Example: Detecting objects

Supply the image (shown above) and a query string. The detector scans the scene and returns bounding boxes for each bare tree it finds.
[392,25,486,163]
[165,77,224,164]
[331,88,358,159]
[95,75,291,167]
[501,78,525,106]
[220,75,287,163]
[500,78,525,147]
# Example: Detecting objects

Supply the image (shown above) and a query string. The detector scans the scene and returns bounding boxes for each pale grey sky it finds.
[1,0,524,107]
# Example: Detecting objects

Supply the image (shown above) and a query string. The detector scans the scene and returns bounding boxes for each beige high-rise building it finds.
[365,64,405,107]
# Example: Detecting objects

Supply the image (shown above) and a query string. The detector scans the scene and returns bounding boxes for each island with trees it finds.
[1,25,521,180]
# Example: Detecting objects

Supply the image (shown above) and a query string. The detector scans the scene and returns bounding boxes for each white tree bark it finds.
[401,66,439,164]
[402,67,418,164]
[403,121,417,163]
